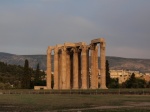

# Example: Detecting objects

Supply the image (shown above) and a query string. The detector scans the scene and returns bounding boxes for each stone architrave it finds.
[73,48,79,89]
[61,46,67,89]
[54,47,59,89]
[100,42,107,89]
[46,47,52,89]
[81,45,87,89]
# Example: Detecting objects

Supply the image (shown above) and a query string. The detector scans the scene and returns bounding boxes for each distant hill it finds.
[0,52,150,73]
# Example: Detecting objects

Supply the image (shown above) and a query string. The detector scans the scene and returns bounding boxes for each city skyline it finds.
[0,0,150,59]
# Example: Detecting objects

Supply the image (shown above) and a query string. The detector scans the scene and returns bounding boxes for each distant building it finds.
[110,70,150,84]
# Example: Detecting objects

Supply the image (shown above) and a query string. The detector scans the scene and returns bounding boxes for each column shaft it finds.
[95,46,98,88]
[73,48,79,89]
[61,47,67,89]
[66,51,71,89]
[58,52,62,89]
[46,47,51,89]
[100,42,107,89]
[54,47,58,89]
[90,45,97,89]
[78,52,81,88]
[87,49,90,89]
[90,49,95,89]
[81,46,87,89]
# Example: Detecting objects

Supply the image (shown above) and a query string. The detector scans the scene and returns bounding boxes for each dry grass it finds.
[0,94,150,111]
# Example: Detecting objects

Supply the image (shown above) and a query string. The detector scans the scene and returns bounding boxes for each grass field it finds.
[0,91,150,112]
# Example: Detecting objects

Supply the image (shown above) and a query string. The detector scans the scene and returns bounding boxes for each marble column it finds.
[81,45,87,89]
[95,46,98,88]
[61,47,67,89]
[46,47,52,89]
[90,46,94,89]
[90,44,97,89]
[87,49,90,89]
[73,48,79,89]
[66,51,71,89]
[78,51,81,88]
[58,51,62,89]
[54,47,59,89]
[100,42,107,89]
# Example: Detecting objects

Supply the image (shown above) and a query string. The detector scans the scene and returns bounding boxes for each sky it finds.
[0,0,150,59]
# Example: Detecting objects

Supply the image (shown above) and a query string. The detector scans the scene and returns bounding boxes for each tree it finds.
[31,63,46,87]
[105,60,119,88]
[106,60,111,87]
[22,59,31,89]
[121,73,146,88]
[34,63,40,85]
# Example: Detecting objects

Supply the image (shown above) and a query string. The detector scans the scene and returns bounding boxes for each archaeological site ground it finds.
[0,91,150,111]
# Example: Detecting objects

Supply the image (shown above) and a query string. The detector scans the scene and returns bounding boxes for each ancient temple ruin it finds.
[46,38,107,90]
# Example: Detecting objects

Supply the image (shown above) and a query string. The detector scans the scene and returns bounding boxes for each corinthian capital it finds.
[47,46,52,54]
[54,47,58,53]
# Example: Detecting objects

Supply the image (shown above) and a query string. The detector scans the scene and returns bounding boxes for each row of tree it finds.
[0,60,46,89]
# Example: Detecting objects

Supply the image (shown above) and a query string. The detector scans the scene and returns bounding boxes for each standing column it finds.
[58,51,62,89]
[100,42,107,89]
[61,47,67,89]
[66,51,71,89]
[90,44,96,89]
[81,45,87,89]
[95,46,98,88]
[78,51,81,88]
[47,47,52,89]
[73,48,79,89]
[54,47,59,89]
[87,49,90,88]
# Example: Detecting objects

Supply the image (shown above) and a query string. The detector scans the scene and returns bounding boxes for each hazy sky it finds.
[0,0,150,59]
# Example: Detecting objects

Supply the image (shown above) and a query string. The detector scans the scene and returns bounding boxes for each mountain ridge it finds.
[0,52,150,73]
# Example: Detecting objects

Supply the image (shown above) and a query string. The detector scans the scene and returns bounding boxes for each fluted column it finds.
[54,47,59,89]
[58,51,62,89]
[47,47,52,89]
[100,42,107,89]
[73,48,79,89]
[95,46,98,88]
[61,46,67,89]
[81,45,87,89]
[66,51,71,89]
[78,51,81,88]
[90,44,96,89]
[87,49,90,88]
